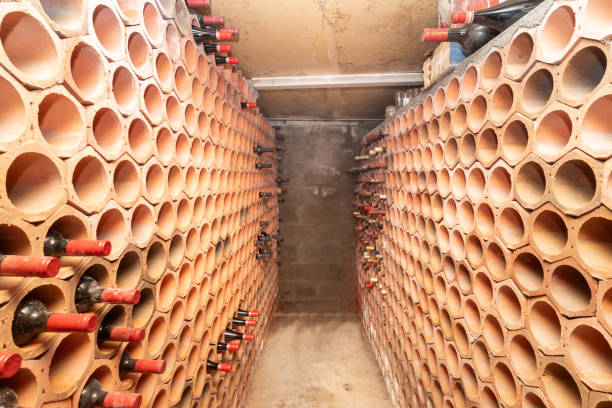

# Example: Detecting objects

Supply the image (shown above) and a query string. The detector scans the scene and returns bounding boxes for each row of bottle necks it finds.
[0,308,259,408]
[354,137,389,296]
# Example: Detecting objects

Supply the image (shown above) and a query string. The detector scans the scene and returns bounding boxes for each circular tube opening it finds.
[522,69,553,114]
[481,51,502,90]
[582,94,612,154]
[553,159,596,210]
[91,5,123,57]
[551,264,591,313]
[49,333,91,393]
[539,6,576,61]
[0,11,59,80]
[541,363,582,408]
[513,252,544,292]
[112,66,138,113]
[38,93,83,151]
[6,152,62,214]
[506,32,534,77]
[533,210,568,257]
[70,42,105,99]
[72,155,107,207]
[92,107,123,155]
[96,207,128,252]
[530,300,561,350]
[577,216,612,273]
[113,159,139,204]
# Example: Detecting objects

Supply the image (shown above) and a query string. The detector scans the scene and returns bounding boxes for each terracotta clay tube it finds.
[111,63,139,117]
[62,37,108,105]
[581,0,612,40]
[504,31,535,80]
[141,1,165,48]
[0,3,62,89]
[461,66,479,101]
[34,86,86,158]
[126,27,153,79]
[480,50,503,92]
[2,146,66,222]
[89,1,126,62]
[537,4,577,64]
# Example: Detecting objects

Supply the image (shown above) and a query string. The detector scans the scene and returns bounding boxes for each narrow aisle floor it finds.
[245,312,393,408]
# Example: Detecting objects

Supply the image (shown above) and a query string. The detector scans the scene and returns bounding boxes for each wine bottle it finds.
[242,102,257,109]
[258,249,273,255]
[119,352,166,374]
[186,0,209,7]
[98,324,145,343]
[253,145,275,155]
[275,177,289,183]
[231,318,256,327]
[75,276,140,312]
[0,387,20,408]
[259,192,273,198]
[256,252,271,260]
[0,255,60,278]
[206,361,232,372]
[44,231,111,257]
[192,27,233,43]
[204,43,232,54]
[451,0,544,31]
[199,16,224,25]
[224,328,254,342]
[237,309,259,318]
[422,24,498,56]
[216,342,240,352]
[259,221,270,227]
[11,299,98,346]
[215,56,238,65]
[0,352,21,380]
[79,379,142,408]
[255,163,272,170]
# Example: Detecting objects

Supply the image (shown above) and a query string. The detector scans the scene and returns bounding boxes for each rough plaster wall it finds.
[275,122,372,312]
[211,0,438,118]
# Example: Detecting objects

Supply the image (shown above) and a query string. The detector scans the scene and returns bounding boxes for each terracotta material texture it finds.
[355,2,612,407]
[0,0,277,407]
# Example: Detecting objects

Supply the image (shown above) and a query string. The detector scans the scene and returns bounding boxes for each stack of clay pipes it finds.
[355,1,612,407]
[0,0,279,407]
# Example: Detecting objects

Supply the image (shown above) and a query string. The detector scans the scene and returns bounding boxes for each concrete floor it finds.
[245,313,393,408]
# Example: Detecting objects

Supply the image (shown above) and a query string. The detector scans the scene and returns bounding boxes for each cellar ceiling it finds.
[211,0,438,120]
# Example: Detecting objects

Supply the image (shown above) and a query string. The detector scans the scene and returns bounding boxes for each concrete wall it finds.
[274,122,373,312]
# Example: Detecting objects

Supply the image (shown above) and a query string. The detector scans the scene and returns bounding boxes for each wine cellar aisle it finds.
[244,313,392,408]
[1,0,611,407]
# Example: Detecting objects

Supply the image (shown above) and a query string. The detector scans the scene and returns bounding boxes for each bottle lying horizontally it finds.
[451,0,544,31]
[75,275,140,312]
[192,26,234,42]
[231,317,257,327]
[97,323,145,344]
[79,379,142,408]
[216,342,240,352]
[204,43,232,54]
[0,254,60,278]
[119,352,166,374]
[422,24,499,55]
[12,298,98,346]
[0,352,21,379]
[206,360,233,372]
[237,308,259,318]
[44,230,111,257]
[224,328,255,342]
